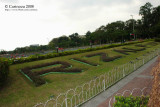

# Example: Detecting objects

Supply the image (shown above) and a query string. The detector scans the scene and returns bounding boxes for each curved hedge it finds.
[86,52,122,62]
[0,58,9,87]
[21,61,82,86]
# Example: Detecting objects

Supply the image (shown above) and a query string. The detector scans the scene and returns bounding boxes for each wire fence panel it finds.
[34,49,160,107]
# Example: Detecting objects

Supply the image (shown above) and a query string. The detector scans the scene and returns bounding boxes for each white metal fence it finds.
[34,49,160,107]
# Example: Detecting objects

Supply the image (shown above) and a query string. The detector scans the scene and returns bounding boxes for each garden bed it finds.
[20,61,82,86]
[113,49,129,55]
[86,52,122,62]
[123,47,146,52]
[71,58,98,66]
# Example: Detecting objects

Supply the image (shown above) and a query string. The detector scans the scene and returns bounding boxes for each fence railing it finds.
[108,87,151,107]
[34,49,160,107]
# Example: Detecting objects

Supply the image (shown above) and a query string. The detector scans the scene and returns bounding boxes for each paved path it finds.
[81,56,158,107]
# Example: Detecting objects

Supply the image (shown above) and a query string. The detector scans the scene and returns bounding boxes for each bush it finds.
[114,95,149,107]
[0,58,9,86]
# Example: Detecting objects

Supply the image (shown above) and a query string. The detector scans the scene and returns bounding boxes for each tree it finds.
[139,2,153,38]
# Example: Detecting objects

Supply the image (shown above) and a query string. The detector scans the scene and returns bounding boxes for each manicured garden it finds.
[0,40,159,107]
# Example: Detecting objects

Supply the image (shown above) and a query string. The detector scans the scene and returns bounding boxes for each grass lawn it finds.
[0,41,159,107]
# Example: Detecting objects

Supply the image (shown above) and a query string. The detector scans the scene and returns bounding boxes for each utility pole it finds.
[130,15,135,40]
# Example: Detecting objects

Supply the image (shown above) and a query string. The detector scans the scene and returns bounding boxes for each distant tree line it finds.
[48,2,160,49]
[1,2,159,54]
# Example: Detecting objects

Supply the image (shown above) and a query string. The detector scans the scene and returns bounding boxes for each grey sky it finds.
[0,0,159,51]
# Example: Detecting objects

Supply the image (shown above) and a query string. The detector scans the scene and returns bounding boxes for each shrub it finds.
[0,58,9,86]
[114,95,149,107]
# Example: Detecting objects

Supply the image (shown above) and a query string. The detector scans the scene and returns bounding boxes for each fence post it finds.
[65,98,68,107]
[134,63,136,70]
[143,58,144,64]
[103,80,105,91]
[123,65,125,77]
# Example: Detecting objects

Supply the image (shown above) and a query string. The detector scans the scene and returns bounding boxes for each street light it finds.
[130,15,135,40]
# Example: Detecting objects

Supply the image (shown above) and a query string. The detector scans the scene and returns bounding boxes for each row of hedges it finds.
[0,58,9,87]
[86,52,122,62]
[9,40,148,65]
[71,58,98,66]
[113,49,129,55]
[21,61,82,86]
[114,47,146,55]
[101,54,122,62]
[85,52,105,57]
[123,47,146,52]
[146,42,158,46]
[135,44,146,47]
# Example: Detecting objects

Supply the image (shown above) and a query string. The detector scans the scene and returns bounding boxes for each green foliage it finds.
[0,58,9,86]
[114,96,149,107]
[21,61,82,86]
[9,40,145,65]
[72,58,98,66]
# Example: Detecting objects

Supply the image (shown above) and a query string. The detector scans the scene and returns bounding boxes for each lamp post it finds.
[130,15,135,40]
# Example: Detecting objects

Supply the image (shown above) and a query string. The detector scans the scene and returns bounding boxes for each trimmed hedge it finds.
[123,47,146,52]
[135,44,146,47]
[9,40,148,65]
[113,49,129,55]
[85,52,105,57]
[86,52,122,62]
[21,61,82,86]
[146,42,158,46]
[114,95,149,107]
[114,47,145,55]
[0,58,9,87]
[101,54,122,62]
[71,58,98,66]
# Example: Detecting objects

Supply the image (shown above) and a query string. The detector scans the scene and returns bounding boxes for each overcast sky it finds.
[0,0,159,51]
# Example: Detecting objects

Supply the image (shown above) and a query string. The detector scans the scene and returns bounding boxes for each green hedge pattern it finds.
[21,61,82,86]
